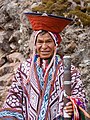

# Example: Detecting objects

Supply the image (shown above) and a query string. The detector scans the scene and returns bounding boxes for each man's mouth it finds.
[40,51,50,54]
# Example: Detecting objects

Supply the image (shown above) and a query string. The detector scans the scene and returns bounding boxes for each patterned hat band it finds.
[33,30,62,46]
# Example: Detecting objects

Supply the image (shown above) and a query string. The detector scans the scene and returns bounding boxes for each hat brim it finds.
[24,12,73,33]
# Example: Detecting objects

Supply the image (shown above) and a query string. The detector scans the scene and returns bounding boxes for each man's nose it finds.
[42,42,47,48]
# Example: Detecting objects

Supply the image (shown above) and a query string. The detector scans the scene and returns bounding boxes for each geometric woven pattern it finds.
[0,55,87,120]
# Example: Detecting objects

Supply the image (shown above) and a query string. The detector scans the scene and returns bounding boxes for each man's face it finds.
[36,32,55,59]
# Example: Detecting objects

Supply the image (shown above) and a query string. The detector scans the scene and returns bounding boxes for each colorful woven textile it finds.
[0,55,87,120]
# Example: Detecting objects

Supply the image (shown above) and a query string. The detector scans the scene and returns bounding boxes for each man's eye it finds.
[46,40,52,43]
[37,40,43,43]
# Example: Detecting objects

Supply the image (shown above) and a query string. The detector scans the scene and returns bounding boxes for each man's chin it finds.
[40,55,53,60]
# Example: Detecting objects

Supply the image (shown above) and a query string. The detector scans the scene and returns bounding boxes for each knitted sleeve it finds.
[70,65,88,119]
[71,65,87,109]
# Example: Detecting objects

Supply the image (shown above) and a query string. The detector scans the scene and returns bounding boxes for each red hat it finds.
[24,12,73,33]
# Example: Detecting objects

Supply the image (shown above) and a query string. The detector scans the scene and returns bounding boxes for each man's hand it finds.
[64,101,73,116]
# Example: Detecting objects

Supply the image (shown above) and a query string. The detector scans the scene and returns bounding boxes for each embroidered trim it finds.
[0,110,24,120]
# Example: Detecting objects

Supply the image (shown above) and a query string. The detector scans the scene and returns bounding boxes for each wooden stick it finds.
[63,56,72,120]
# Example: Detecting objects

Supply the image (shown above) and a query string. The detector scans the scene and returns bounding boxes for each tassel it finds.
[64,91,90,119]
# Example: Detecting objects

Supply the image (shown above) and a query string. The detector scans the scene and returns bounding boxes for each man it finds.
[0,12,88,120]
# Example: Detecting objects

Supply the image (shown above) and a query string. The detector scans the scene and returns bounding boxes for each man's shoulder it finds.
[22,58,32,66]
[17,58,32,74]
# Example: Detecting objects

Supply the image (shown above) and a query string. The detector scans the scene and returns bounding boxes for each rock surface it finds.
[0,0,90,115]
